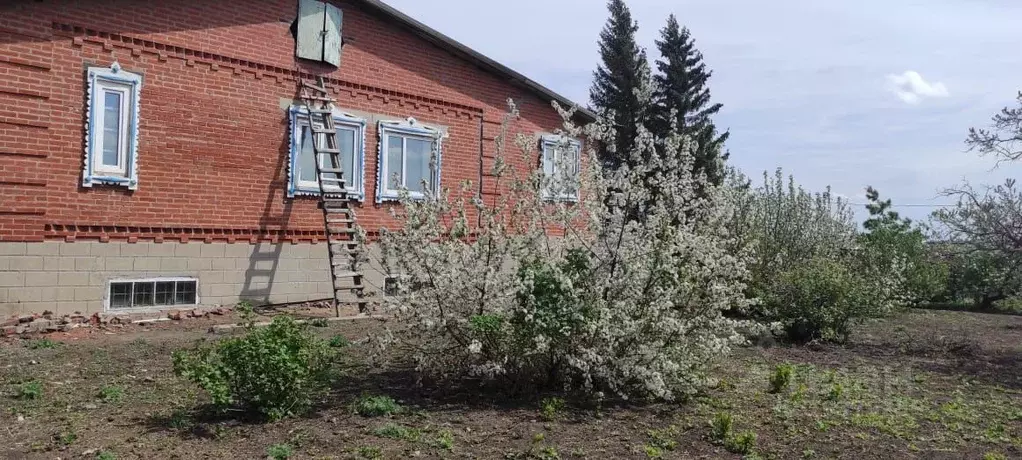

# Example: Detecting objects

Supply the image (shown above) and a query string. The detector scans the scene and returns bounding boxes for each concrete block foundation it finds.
[0,241,387,317]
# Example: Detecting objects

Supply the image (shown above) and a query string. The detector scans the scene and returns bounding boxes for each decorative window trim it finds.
[287,105,366,200]
[375,117,445,203]
[105,277,199,311]
[540,134,582,202]
[83,61,142,190]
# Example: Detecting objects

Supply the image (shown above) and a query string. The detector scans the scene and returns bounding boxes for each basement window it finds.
[376,118,445,203]
[288,106,366,199]
[83,62,143,190]
[540,135,581,202]
[107,278,198,310]
[295,0,343,66]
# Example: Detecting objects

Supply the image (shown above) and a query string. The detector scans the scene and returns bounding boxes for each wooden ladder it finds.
[298,77,367,315]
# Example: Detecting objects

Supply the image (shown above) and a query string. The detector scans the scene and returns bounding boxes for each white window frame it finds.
[287,105,366,200]
[540,134,581,202]
[83,62,142,190]
[104,277,199,311]
[376,117,444,203]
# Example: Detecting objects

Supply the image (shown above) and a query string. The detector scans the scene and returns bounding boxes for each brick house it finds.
[0,0,589,316]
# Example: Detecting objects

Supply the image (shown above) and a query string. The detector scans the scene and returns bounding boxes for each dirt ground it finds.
[2,309,1021,459]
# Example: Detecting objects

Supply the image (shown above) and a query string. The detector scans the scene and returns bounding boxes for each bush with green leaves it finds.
[351,395,402,417]
[766,256,876,343]
[172,315,335,420]
[768,363,793,393]
[377,95,755,401]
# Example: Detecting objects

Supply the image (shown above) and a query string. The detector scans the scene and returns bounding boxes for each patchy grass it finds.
[1,310,1021,458]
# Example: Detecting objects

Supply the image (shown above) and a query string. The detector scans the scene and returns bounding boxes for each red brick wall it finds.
[0,0,568,243]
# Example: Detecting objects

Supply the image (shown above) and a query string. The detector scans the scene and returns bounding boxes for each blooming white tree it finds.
[378,76,754,400]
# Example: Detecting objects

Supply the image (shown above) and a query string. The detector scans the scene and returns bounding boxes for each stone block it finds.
[133,257,161,271]
[55,287,75,302]
[160,258,188,271]
[73,287,102,302]
[0,272,25,287]
[27,242,60,256]
[210,258,235,270]
[175,243,202,258]
[148,244,175,257]
[25,272,58,287]
[199,244,225,258]
[59,243,91,256]
[199,271,225,284]
[187,258,211,271]
[8,287,42,302]
[104,258,134,271]
[74,257,103,271]
[10,256,44,271]
[0,242,27,256]
[89,243,120,257]
[224,244,253,258]
[57,272,89,286]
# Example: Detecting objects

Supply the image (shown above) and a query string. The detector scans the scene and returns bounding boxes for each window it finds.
[376,118,444,203]
[540,135,581,201]
[288,106,365,199]
[295,0,343,66]
[83,62,142,189]
[107,278,198,310]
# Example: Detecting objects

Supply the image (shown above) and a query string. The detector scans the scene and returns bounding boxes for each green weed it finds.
[373,423,421,442]
[769,363,794,393]
[725,430,756,455]
[309,318,329,328]
[99,385,124,403]
[328,334,351,348]
[96,452,116,460]
[710,412,734,443]
[646,425,679,451]
[17,380,43,400]
[351,395,402,417]
[267,443,293,460]
[27,338,59,350]
[357,446,382,459]
[540,397,565,421]
[430,429,454,450]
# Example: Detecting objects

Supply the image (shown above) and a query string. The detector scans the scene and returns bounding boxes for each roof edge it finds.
[357,0,596,122]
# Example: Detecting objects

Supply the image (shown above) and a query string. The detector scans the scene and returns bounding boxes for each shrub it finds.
[97,452,116,460]
[710,412,734,443]
[378,99,755,401]
[539,396,565,421]
[766,257,875,343]
[17,380,43,400]
[172,315,335,420]
[267,443,293,460]
[351,395,402,417]
[769,363,793,393]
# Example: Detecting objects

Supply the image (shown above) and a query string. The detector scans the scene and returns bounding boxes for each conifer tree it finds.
[652,15,729,186]
[590,0,651,171]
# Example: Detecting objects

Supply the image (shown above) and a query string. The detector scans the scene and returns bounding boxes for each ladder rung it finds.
[308,107,333,114]
[316,148,341,154]
[304,95,335,103]
[326,217,354,224]
[310,125,333,134]
[328,228,356,235]
[301,79,329,93]
[317,166,343,173]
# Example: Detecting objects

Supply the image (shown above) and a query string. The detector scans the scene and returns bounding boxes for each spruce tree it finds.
[652,14,729,186]
[590,0,651,171]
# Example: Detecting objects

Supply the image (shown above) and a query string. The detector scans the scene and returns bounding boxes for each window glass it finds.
[386,136,403,189]
[101,91,122,167]
[298,125,317,183]
[405,137,432,192]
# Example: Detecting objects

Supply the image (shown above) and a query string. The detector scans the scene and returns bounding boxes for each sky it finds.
[384,0,1022,222]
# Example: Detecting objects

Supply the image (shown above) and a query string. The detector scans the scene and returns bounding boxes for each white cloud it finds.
[885,70,949,104]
